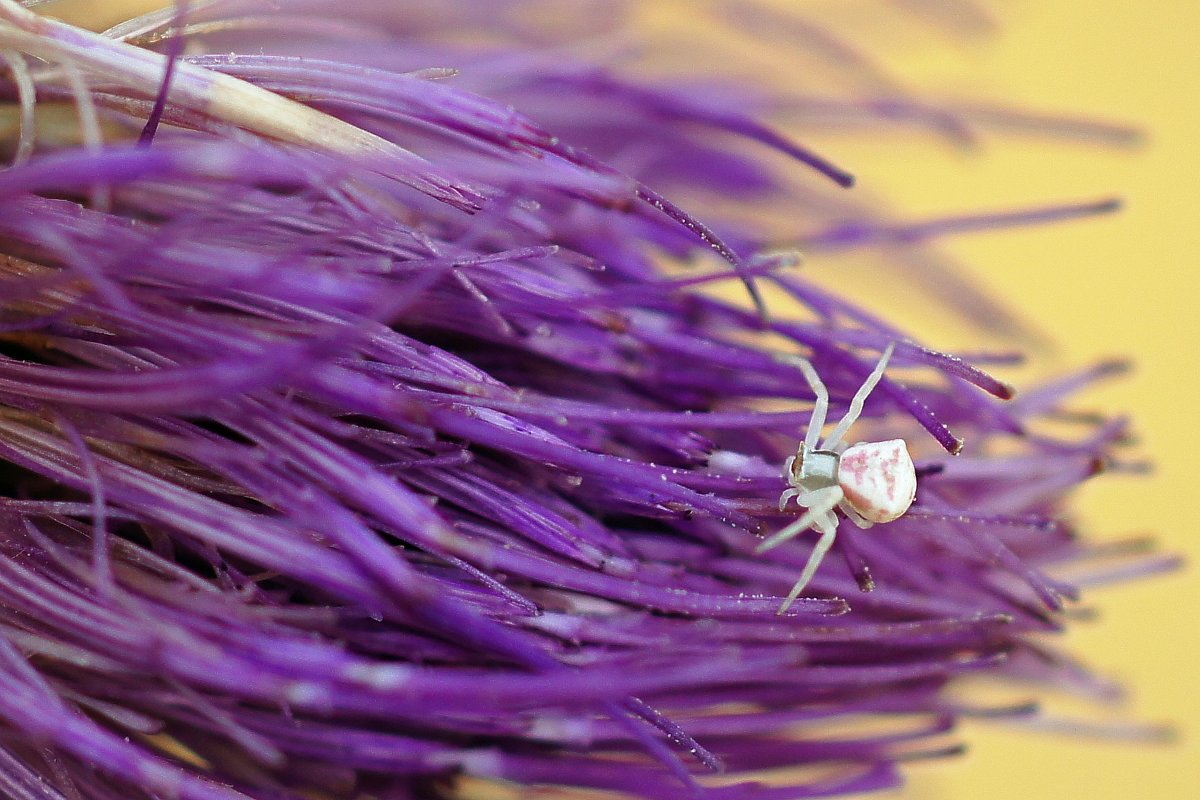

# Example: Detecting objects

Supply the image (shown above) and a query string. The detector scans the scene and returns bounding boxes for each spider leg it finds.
[838,499,874,529]
[756,486,842,553]
[777,511,840,613]
[778,487,803,512]
[823,341,897,451]
[786,356,829,451]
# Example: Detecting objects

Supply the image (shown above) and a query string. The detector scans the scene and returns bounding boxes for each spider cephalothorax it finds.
[759,343,917,612]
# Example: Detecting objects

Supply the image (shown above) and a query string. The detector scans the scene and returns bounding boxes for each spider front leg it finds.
[822,342,896,451]
[777,510,839,614]
[756,485,843,553]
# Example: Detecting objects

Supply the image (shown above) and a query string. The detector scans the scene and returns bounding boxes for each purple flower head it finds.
[0,2,1174,799]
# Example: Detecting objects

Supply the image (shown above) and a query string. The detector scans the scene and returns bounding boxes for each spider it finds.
[758,342,916,613]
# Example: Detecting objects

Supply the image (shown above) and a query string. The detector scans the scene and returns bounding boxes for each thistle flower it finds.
[0,2,1175,800]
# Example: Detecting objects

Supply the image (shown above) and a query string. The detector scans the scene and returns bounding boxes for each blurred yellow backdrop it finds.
[37,1,1200,798]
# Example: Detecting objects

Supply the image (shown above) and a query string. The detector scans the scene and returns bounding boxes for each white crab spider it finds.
[760,342,916,613]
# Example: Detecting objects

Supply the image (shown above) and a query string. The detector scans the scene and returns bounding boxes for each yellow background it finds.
[40,1,1200,798]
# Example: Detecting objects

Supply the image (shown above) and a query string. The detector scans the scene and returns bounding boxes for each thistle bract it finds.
[0,2,1169,799]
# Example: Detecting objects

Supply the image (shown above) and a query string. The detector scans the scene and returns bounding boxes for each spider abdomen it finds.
[838,439,917,523]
